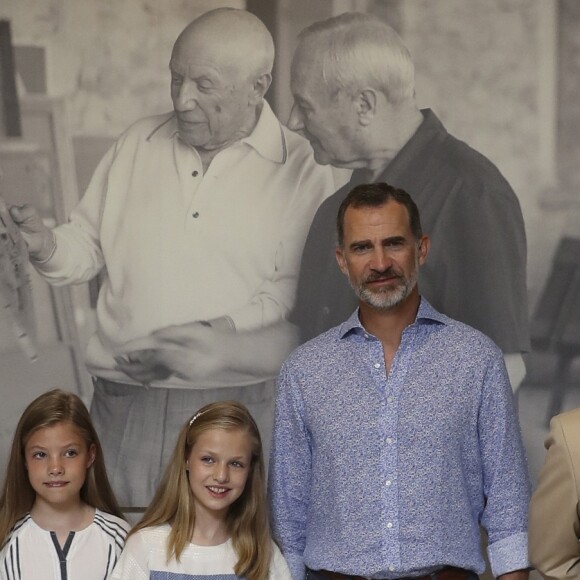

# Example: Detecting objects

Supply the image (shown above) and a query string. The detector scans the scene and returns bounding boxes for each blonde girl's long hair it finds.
[129,401,271,580]
[0,389,124,546]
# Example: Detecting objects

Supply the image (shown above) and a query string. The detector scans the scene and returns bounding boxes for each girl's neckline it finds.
[156,525,231,549]
[29,506,98,534]
[189,537,232,549]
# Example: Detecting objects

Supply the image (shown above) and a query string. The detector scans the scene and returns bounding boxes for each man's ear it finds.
[335,246,348,276]
[250,72,272,104]
[356,88,378,126]
[417,235,430,266]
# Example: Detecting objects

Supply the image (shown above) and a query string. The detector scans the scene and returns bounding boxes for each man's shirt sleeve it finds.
[269,359,312,580]
[478,350,531,576]
[424,175,529,355]
[32,145,115,284]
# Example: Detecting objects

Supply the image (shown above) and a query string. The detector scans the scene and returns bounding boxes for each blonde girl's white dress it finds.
[110,524,292,579]
[0,509,130,580]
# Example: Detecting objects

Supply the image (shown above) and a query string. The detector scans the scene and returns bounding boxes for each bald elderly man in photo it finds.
[7,8,334,507]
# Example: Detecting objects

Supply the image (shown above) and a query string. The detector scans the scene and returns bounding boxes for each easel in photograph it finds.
[0,19,92,401]
[531,237,580,424]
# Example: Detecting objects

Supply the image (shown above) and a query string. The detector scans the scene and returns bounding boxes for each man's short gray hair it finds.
[297,12,415,105]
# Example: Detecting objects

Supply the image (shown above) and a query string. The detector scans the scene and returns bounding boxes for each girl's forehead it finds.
[25,421,86,447]
[194,426,250,440]
[190,426,253,451]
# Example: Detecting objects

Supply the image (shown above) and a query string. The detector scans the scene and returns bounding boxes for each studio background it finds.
[1,0,579,502]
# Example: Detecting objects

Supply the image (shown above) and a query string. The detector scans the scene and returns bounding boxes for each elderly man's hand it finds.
[152,322,230,381]
[116,321,230,385]
[6,202,56,261]
[117,319,297,387]
[114,349,173,385]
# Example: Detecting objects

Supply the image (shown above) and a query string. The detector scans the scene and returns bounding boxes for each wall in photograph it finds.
[0,0,244,136]
[0,0,578,495]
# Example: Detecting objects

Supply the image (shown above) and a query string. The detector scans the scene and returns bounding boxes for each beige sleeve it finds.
[529,412,580,579]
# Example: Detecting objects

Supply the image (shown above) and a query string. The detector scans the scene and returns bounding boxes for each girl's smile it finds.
[187,428,252,520]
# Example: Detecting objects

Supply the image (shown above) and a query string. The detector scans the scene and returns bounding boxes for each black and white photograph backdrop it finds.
[0,0,579,536]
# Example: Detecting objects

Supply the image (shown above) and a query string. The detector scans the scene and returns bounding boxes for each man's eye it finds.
[171,75,183,85]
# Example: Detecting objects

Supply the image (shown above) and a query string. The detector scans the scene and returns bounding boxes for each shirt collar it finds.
[349,108,447,185]
[146,100,287,164]
[239,100,287,163]
[338,296,448,339]
[393,108,447,161]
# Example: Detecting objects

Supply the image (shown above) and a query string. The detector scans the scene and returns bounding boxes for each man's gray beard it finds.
[353,270,418,311]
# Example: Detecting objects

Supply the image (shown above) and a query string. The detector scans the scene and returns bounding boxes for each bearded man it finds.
[269,182,530,580]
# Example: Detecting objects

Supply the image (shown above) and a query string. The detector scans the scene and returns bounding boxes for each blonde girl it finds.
[0,389,130,580]
[111,401,290,580]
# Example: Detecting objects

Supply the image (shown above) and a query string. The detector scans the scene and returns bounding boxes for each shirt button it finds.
[386,522,393,529]
[192,170,199,177]
[322,306,330,316]
[385,480,392,486]
[364,333,369,339]
[387,396,393,403]
[386,437,394,445]
[374,363,380,369]
[389,566,395,572]
[192,212,200,218]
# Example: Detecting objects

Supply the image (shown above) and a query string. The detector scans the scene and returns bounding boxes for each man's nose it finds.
[287,104,304,131]
[370,248,391,272]
[174,80,197,111]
